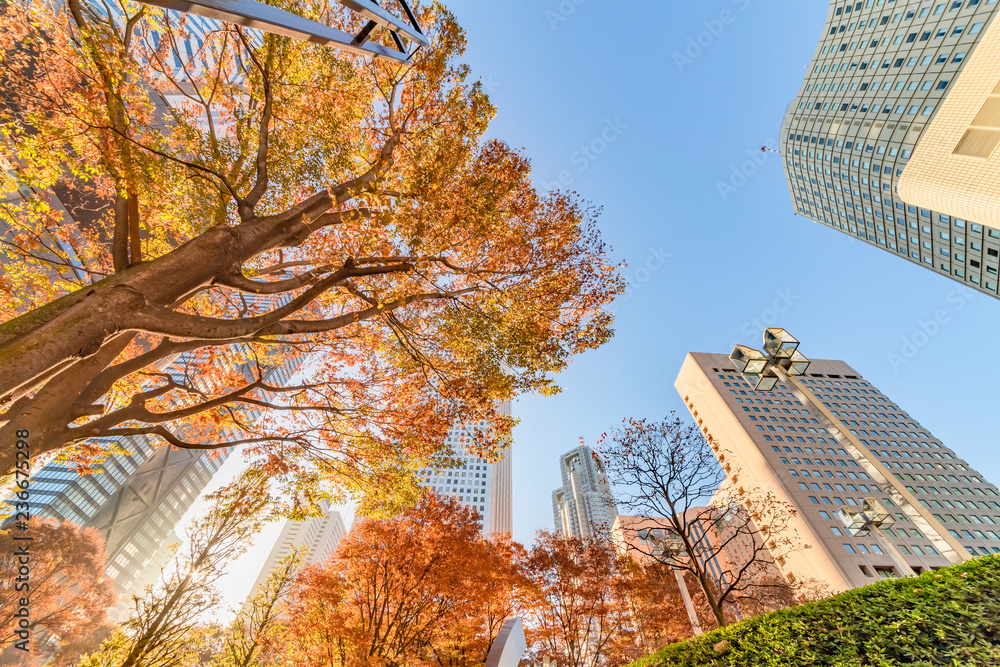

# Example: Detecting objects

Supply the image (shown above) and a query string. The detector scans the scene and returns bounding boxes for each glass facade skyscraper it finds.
[551,443,617,540]
[2,354,302,613]
[782,0,1000,297]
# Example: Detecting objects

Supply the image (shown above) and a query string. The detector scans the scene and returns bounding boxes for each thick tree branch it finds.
[94,426,308,451]
[131,262,418,339]
[241,30,273,216]
[259,289,476,336]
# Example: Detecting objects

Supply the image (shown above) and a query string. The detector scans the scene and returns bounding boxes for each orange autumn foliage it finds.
[283,493,522,667]
[0,0,623,515]
[0,519,115,650]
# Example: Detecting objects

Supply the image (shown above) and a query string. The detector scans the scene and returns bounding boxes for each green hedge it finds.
[631,555,1000,667]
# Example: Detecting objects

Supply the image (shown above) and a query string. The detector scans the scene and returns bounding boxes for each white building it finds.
[415,401,513,536]
[243,500,346,604]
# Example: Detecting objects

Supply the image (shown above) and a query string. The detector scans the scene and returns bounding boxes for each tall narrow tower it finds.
[242,501,346,607]
[415,401,513,535]
[551,443,617,540]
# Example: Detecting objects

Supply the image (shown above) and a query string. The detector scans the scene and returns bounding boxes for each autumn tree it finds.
[0,0,622,514]
[600,415,808,627]
[427,535,526,666]
[0,519,116,653]
[284,493,519,667]
[78,471,272,667]
[519,532,627,667]
[47,624,118,667]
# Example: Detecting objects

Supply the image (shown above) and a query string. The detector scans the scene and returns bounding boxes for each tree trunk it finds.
[0,189,337,404]
[0,334,136,475]
[694,569,727,627]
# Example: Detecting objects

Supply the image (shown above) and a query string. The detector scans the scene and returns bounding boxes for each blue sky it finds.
[443,0,1000,546]
[203,0,1000,612]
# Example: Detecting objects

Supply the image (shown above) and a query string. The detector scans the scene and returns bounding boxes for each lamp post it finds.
[137,0,428,63]
[837,498,915,577]
[641,528,704,636]
[729,329,970,566]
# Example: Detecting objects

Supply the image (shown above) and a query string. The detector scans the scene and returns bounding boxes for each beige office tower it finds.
[782,0,1000,298]
[416,400,513,535]
[490,400,515,535]
[244,501,346,603]
[676,352,1000,593]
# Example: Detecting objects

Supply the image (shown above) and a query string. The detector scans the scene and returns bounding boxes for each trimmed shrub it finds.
[630,555,1000,667]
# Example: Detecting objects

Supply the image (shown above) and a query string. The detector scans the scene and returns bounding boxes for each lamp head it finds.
[863,498,895,529]
[763,328,800,360]
[836,506,870,536]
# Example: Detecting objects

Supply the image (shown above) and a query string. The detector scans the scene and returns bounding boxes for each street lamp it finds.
[731,329,811,392]
[640,528,704,636]
[837,498,915,577]
[727,328,971,567]
[138,0,428,64]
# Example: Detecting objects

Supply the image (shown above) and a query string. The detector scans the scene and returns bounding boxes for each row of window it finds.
[844,542,888,555]
[934,512,1000,524]
[856,434,941,449]
[826,21,985,50]
[898,471,986,485]
[866,447,954,462]
[905,484,999,497]
[835,1,994,19]
[837,417,927,434]
[801,97,942,115]
[797,478,879,493]
[949,528,1000,540]
[920,496,1000,511]
[883,457,973,473]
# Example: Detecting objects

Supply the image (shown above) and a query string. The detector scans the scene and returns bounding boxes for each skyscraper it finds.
[781,0,1000,298]
[675,351,1000,593]
[2,431,229,614]
[242,501,345,607]
[2,354,302,614]
[415,401,513,535]
[89,444,231,615]
[551,443,617,540]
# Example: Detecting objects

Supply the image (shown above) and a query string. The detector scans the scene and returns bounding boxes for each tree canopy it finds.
[283,493,522,667]
[0,0,622,512]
